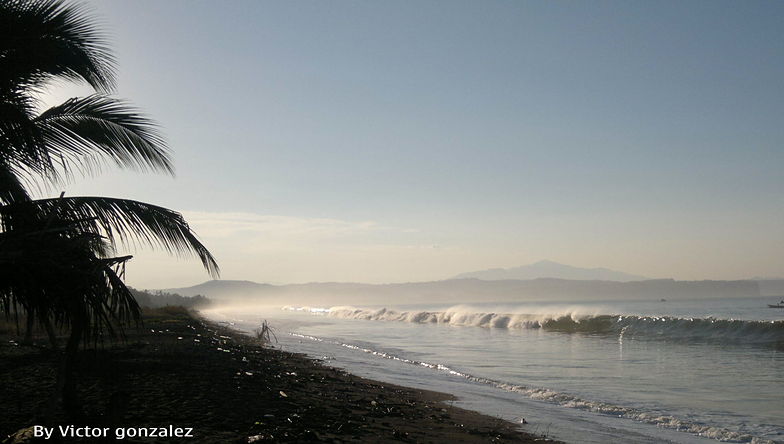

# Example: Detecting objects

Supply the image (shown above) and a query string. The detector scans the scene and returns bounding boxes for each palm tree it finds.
[0,0,219,413]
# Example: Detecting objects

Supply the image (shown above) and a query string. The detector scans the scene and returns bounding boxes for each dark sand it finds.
[1,308,558,443]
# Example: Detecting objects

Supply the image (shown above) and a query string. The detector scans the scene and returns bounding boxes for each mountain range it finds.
[453,260,648,282]
[162,260,768,306]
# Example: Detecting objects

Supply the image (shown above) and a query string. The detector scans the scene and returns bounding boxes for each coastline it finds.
[1,307,557,443]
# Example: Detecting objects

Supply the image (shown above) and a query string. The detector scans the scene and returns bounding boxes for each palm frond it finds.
[75,255,140,342]
[99,257,140,331]
[0,196,219,277]
[0,95,53,176]
[35,95,174,177]
[0,0,116,93]
[0,162,31,204]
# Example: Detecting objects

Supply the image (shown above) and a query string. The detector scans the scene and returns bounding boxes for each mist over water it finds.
[204,297,784,444]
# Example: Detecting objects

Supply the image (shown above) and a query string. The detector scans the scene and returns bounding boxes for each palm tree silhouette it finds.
[0,0,219,413]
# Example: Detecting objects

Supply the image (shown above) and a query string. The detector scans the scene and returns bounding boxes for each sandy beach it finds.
[1,307,555,443]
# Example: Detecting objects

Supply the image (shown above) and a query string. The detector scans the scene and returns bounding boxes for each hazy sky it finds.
[39,0,784,288]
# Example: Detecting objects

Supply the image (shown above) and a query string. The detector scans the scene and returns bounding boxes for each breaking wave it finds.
[283,306,784,346]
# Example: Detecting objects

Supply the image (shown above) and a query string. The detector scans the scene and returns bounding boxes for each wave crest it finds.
[283,305,784,345]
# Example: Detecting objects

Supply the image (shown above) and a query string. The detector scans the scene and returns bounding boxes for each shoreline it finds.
[1,307,558,443]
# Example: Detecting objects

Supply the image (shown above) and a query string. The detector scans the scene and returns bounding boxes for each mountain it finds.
[452,260,648,282]
[164,280,275,299]
[164,277,758,306]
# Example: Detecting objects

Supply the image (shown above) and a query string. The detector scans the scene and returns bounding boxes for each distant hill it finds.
[453,260,648,282]
[165,277,758,306]
[164,280,274,299]
[752,278,784,296]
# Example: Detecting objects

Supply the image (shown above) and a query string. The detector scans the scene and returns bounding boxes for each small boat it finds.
[768,300,784,308]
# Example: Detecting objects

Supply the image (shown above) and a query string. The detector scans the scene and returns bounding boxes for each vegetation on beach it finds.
[130,288,212,310]
[254,320,278,346]
[0,0,217,416]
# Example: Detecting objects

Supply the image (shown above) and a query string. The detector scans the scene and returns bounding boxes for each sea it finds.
[202,296,784,444]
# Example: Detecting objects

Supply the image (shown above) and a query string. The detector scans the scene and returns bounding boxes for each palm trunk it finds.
[59,316,84,418]
[22,313,34,345]
[43,316,58,348]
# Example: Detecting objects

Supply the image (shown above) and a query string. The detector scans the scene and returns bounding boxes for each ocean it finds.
[203,296,784,443]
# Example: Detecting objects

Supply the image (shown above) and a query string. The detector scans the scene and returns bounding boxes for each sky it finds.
[37,0,784,288]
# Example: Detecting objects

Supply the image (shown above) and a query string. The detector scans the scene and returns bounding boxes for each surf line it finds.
[287,332,770,444]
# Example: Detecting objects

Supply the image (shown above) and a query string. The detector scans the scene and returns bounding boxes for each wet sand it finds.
[1,308,557,443]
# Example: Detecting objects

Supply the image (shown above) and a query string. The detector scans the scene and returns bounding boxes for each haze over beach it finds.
[3,1,783,444]
[164,259,778,307]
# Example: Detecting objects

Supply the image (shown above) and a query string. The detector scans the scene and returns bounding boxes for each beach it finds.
[0,307,553,443]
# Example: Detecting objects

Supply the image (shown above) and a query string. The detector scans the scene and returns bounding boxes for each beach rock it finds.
[2,427,39,444]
